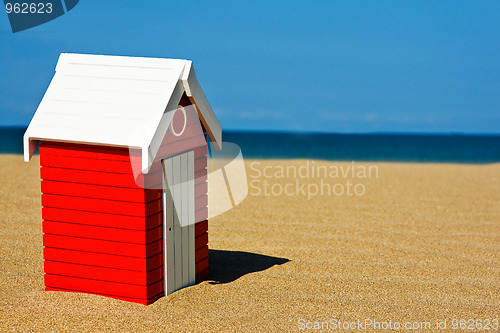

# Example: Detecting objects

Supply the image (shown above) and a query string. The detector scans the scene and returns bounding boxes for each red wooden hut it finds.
[23,53,222,305]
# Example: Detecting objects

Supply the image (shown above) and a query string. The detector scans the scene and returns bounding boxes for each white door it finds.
[162,151,195,295]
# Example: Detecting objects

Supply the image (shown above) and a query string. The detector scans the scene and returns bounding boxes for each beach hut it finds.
[23,53,221,305]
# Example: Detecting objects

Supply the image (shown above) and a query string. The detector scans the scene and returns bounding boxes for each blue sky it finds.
[1,1,499,133]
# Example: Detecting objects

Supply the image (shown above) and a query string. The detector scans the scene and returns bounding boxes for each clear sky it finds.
[1,1,499,133]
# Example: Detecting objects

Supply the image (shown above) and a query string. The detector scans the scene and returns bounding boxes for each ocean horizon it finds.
[3,126,500,163]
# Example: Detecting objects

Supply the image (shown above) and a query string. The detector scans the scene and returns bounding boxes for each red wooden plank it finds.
[194,156,207,172]
[43,234,162,258]
[41,194,162,217]
[193,145,207,159]
[196,269,209,283]
[183,104,202,125]
[195,232,208,250]
[195,245,208,264]
[44,274,163,299]
[43,221,162,245]
[40,141,141,162]
[195,174,207,187]
[45,286,162,305]
[42,208,162,230]
[41,180,161,203]
[195,258,209,276]
[144,189,162,203]
[41,166,138,188]
[194,169,207,183]
[40,139,206,176]
[195,220,208,238]
[194,182,207,199]
[40,154,138,174]
[44,261,162,285]
[40,149,163,184]
[40,145,204,188]
[195,207,208,223]
[40,166,162,189]
[195,195,208,210]
[159,123,204,147]
[43,248,162,272]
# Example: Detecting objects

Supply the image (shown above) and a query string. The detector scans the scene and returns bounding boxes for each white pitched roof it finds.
[24,53,221,173]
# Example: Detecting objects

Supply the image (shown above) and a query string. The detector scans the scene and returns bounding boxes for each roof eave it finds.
[181,61,222,150]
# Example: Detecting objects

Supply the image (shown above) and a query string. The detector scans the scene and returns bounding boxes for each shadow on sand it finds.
[208,249,290,284]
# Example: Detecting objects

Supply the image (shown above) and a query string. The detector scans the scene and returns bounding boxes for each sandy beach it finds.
[1,155,499,332]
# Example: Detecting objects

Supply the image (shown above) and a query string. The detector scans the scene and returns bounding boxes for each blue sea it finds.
[4,127,500,163]
[225,131,500,163]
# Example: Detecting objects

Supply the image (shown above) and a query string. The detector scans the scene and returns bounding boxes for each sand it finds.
[0,155,499,332]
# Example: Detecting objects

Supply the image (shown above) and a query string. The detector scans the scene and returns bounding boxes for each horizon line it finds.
[2,125,499,137]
